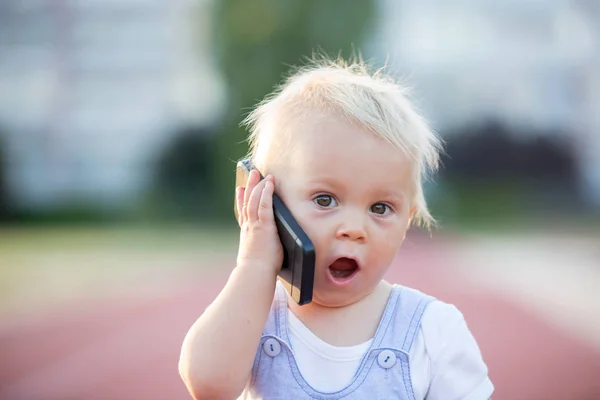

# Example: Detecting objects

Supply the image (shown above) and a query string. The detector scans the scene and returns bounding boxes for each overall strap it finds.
[377,285,435,353]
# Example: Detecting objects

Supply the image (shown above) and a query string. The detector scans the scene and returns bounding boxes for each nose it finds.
[335,212,367,242]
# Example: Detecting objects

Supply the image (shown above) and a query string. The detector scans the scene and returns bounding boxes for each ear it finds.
[406,206,416,229]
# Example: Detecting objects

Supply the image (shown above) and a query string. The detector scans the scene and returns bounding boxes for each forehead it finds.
[284,115,414,191]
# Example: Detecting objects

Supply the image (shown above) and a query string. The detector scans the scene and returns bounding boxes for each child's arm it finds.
[179,172,283,400]
[179,262,277,399]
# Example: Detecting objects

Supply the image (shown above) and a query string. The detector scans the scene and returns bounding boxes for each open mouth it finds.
[328,257,359,282]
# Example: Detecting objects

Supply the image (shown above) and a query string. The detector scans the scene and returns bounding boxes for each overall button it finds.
[263,338,281,357]
[377,350,397,369]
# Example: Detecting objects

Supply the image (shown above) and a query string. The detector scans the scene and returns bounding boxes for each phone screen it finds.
[234,159,315,305]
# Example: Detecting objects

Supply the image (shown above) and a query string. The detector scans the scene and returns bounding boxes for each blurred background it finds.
[0,1,599,399]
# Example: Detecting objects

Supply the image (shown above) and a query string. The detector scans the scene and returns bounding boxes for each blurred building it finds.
[1,0,599,214]
[370,0,600,206]
[0,0,224,212]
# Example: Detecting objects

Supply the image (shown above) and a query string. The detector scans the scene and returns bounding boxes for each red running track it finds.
[1,244,599,400]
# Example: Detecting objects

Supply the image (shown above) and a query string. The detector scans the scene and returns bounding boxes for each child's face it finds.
[268,114,414,307]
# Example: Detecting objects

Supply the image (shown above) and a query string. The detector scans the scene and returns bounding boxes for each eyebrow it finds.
[381,194,408,207]
[304,177,345,191]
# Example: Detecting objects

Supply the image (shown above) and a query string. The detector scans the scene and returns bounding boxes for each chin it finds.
[311,287,367,308]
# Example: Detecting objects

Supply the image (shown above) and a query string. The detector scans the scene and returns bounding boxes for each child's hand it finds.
[235,170,283,275]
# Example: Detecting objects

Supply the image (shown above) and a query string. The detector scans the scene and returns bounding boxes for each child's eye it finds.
[371,203,391,215]
[314,195,337,208]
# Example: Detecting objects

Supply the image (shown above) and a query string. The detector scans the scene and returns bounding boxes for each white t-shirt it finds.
[287,300,493,399]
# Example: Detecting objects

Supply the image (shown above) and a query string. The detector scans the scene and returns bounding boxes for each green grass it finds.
[0,224,239,253]
[1,217,597,317]
[0,224,240,315]
[427,180,600,233]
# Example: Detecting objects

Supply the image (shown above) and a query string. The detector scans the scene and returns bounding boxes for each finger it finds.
[244,170,260,206]
[235,186,244,226]
[247,177,267,223]
[258,176,275,223]
[243,170,260,222]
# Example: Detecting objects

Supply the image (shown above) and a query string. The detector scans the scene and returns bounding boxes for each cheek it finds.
[296,210,329,245]
[293,211,335,265]
[284,200,326,242]
[369,220,408,256]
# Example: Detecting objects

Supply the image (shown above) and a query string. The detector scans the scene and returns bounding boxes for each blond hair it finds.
[241,55,443,229]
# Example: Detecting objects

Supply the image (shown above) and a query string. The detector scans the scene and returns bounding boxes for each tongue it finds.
[330,269,355,279]
[329,258,357,279]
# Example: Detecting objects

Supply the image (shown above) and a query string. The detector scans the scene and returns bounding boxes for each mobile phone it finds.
[234,159,315,305]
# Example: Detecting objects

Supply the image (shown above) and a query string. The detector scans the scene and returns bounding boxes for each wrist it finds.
[236,258,280,277]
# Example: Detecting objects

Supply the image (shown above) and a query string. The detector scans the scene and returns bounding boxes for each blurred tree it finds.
[432,119,581,225]
[209,0,375,222]
[151,126,219,220]
[442,120,578,187]
[0,133,9,221]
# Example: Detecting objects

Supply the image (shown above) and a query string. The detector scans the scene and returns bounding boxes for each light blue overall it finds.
[242,281,435,399]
